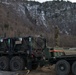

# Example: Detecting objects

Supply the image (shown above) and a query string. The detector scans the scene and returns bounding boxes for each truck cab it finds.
[0,36,47,71]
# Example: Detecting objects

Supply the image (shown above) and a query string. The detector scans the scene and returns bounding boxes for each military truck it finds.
[0,36,65,71]
[0,36,48,71]
[1,36,75,75]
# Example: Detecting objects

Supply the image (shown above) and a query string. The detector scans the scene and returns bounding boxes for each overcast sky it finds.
[34,0,76,3]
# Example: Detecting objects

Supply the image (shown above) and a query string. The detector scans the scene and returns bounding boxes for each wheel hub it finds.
[60,66,65,70]
[59,64,65,71]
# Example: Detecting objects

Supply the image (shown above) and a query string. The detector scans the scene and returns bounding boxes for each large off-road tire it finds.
[72,61,76,75]
[10,56,24,71]
[55,60,70,75]
[0,56,9,71]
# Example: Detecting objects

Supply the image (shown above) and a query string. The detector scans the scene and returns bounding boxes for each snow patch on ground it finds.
[41,11,47,27]
[2,1,25,15]
[65,30,69,35]
[27,4,47,27]
[26,4,39,19]
[18,3,25,15]
[1,0,10,5]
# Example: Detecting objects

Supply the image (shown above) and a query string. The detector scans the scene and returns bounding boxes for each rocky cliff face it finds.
[26,1,76,35]
[0,1,76,47]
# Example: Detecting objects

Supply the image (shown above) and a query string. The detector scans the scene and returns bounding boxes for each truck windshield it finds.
[32,37,45,49]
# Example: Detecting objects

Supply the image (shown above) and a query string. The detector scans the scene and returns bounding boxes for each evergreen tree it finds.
[54,26,59,47]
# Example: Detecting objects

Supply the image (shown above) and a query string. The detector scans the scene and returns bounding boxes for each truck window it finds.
[14,38,29,52]
[0,39,8,51]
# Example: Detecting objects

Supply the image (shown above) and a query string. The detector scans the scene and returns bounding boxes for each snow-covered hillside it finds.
[0,0,76,47]
[1,1,76,35]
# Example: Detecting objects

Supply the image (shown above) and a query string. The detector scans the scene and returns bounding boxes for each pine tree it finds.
[54,26,59,47]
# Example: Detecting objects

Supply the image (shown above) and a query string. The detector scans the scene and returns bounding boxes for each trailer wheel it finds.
[0,56,9,71]
[55,60,70,75]
[10,56,24,71]
[72,61,76,75]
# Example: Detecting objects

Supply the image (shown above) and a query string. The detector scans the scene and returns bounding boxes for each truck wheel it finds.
[55,60,70,75]
[10,56,24,71]
[0,56,9,71]
[72,61,76,75]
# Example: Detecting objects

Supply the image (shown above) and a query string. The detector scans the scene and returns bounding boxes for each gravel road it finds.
[0,65,56,75]
[0,65,73,75]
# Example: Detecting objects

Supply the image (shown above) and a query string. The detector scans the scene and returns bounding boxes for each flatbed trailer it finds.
[49,54,76,75]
